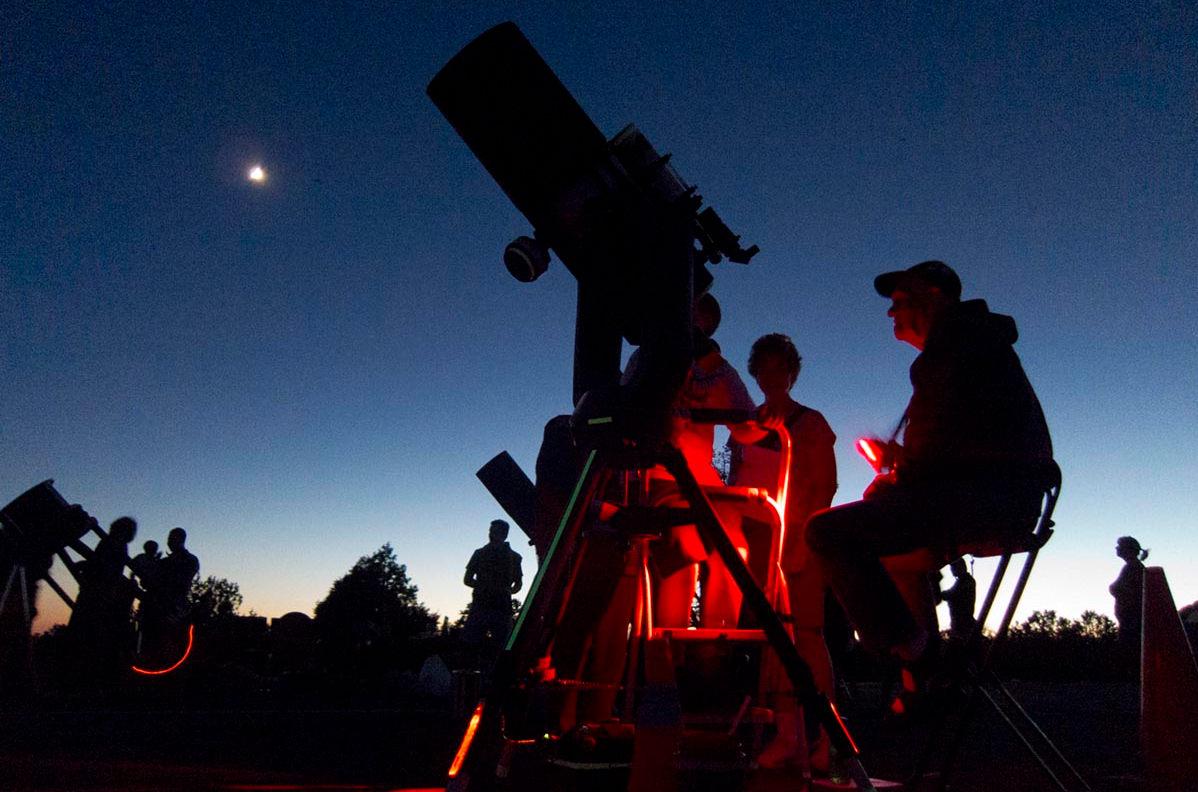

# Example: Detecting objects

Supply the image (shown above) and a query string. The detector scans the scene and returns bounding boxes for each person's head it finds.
[748,333,802,400]
[167,527,187,552]
[143,540,159,556]
[1116,536,1148,561]
[693,292,721,338]
[110,516,137,544]
[489,519,510,543]
[949,558,969,577]
[874,260,961,350]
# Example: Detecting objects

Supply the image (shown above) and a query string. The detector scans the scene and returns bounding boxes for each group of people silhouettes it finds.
[69,517,200,679]
[480,259,1060,775]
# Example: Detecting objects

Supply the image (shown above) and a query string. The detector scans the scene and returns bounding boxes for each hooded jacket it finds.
[900,299,1053,485]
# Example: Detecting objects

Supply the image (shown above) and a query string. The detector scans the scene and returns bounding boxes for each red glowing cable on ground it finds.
[131,623,195,675]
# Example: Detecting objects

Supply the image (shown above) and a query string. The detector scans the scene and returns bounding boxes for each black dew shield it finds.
[426,22,608,240]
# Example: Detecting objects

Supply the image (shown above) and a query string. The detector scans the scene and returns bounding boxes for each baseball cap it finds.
[874,260,962,301]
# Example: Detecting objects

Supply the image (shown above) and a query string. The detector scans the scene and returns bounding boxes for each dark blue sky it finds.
[3,3,1195,629]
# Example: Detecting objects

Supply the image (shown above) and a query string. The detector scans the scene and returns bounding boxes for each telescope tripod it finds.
[448,440,877,791]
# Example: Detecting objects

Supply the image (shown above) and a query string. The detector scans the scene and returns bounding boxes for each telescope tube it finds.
[427,22,609,261]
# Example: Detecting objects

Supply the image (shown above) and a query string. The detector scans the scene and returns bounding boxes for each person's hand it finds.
[863,471,897,500]
[756,402,787,431]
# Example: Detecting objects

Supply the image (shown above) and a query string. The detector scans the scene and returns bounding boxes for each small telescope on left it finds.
[1,480,103,621]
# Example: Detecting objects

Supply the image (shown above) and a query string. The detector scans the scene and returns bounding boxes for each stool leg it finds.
[623,537,653,717]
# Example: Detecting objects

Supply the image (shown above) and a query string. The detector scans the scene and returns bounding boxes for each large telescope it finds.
[428,22,757,443]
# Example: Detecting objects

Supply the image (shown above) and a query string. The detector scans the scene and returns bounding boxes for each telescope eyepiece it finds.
[503,235,551,282]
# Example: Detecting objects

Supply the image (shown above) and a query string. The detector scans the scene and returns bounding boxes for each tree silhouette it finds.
[1000,609,1121,680]
[313,543,437,674]
[189,576,244,624]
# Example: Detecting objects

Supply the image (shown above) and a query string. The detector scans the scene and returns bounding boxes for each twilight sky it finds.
[3,3,1195,633]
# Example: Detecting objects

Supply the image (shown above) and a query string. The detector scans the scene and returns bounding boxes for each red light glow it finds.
[448,700,485,778]
[856,438,883,472]
[829,701,860,755]
[131,624,195,675]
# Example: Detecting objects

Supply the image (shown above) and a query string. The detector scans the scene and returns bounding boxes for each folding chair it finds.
[911,461,1091,792]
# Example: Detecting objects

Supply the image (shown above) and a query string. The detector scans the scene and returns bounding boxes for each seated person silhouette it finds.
[806,261,1053,712]
[545,293,763,728]
[630,292,764,630]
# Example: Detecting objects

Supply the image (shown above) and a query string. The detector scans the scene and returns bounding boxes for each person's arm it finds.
[721,361,769,445]
[510,551,523,594]
[463,550,480,588]
[1109,565,1130,597]
[790,413,838,515]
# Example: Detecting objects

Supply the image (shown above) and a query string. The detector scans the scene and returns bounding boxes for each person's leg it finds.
[882,554,942,639]
[654,562,698,628]
[649,486,706,630]
[805,495,932,658]
[699,502,748,629]
[758,564,835,769]
[788,566,834,700]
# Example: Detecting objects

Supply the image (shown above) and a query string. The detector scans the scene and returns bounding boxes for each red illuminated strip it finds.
[829,701,860,756]
[131,624,195,675]
[448,700,485,778]
[856,438,879,464]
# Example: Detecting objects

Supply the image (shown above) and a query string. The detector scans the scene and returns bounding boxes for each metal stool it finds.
[912,461,1090,792]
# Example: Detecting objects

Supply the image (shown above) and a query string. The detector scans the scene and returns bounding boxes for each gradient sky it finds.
[3,3,1194,634]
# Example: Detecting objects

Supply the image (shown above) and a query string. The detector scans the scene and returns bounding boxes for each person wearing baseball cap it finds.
[805,260,1054,712]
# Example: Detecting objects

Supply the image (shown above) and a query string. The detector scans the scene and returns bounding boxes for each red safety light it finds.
[856,438,884,473]
[448,699,485,779]
[131,624,195,675]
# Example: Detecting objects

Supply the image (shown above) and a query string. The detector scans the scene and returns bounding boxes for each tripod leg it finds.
[18,566,30,629]
[985,671,1091,791]
[41,573,75,609]
[0,564,17,615]
[661,449,876,791]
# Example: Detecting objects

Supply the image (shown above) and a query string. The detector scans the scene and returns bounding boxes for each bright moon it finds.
[248,165,266,183]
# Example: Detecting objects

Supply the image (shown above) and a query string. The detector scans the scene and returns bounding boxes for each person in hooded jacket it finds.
[806,261,1054,706]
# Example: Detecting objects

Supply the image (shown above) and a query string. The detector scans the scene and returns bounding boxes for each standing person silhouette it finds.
[129,540,161,591]
[160,527,200,618]
[463,519,523,647]
[140,527,199,663]
[940,558,977,641]
[731,332,838,770]
[69,516,138,682]
[1109,536,1148,669]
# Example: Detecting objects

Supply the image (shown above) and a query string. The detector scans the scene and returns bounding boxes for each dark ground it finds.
[0,680,1154,792]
